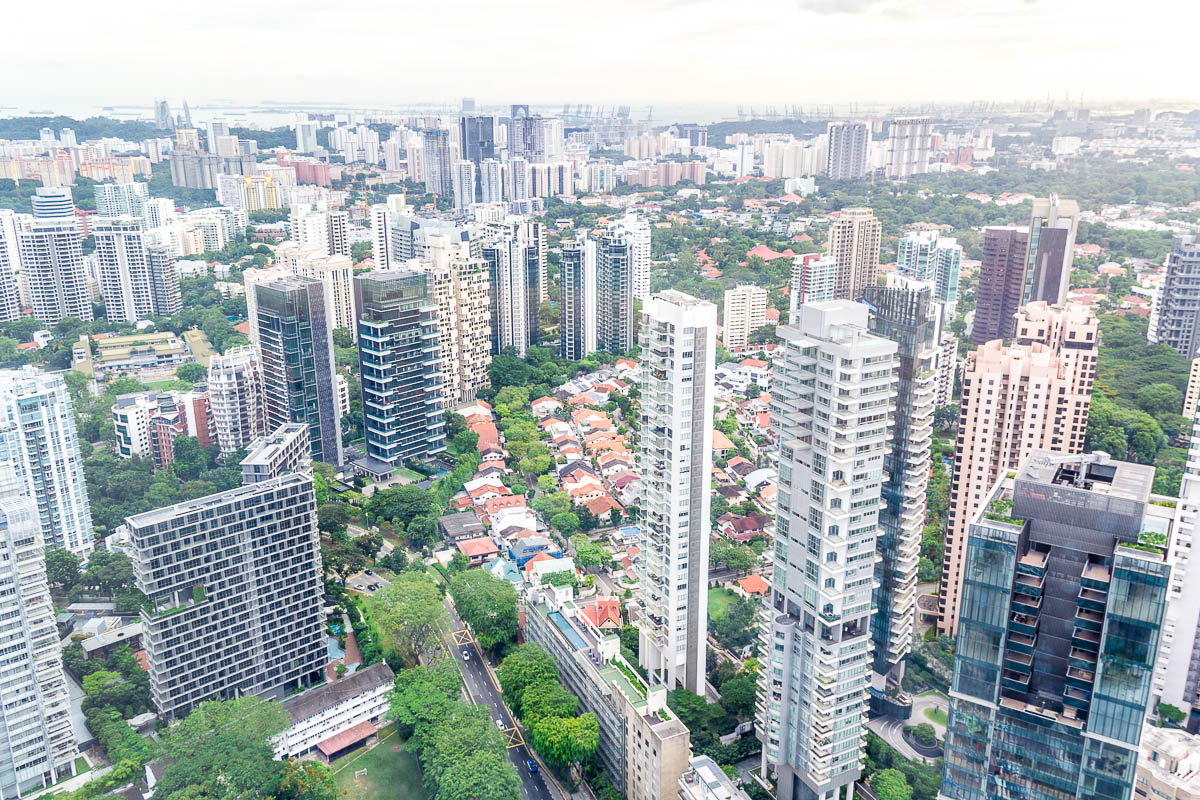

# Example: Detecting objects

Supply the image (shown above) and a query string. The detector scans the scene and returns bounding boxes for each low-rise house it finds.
[716,512,770,543]
[457,537,501,566]
[525,555,577,585]
[579,597,622,632]
[712,430,735,459]
[481,495,527,525]
[439,511,486,543]
[585,495,622,521]
[531,396,563,417]
[274,662,395,761]
[509,536,562,567]
[725,456,756,479]
[735,574,769,598]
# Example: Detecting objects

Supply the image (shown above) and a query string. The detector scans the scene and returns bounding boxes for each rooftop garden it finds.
[984,496,1018,525]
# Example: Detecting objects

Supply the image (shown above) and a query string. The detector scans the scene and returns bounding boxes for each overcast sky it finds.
[4,0,1196,116]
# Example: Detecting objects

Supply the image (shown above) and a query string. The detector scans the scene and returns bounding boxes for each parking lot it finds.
[346,571,390,596]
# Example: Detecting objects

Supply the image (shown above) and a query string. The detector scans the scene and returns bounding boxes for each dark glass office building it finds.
[254,277,343,465]
[353,270,445,478]
[941,452,1172,800]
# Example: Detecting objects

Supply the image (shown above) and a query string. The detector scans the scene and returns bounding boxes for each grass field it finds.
[708,586,737,620]
[925,707,949,726]
[331,726,428,800]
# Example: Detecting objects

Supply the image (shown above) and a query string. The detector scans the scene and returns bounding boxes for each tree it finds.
[520,679,580,721]
[450,569,519,650]
[174,362,206,383]
[709,539,756,574]
[317,503,351,535]
[497,644,560,718]
[172,435,208,481]
[407,515,440,549]
[275,760,339,800]
[45,548,81,592]
[528,713,599,770]
[83,549,134,595]
[1135,382,1184,417]
[718,673,757,719]
[389,663,463,738]
[871,769,913,800]
[369,572,448,667]
[154,697,290,800]
[550,512,581,537]
[1159,702,1186,727]
[366,483,433,526]
[533,491,571,520]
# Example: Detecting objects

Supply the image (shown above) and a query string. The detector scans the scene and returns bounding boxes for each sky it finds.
[3,0,1197,118]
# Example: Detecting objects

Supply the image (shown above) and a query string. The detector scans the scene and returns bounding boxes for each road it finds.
[442,602,561,800]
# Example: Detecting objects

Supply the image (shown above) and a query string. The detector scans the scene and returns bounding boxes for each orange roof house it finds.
[738,574,769,596]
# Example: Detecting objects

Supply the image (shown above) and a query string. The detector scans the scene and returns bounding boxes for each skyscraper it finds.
[459,115,496,163]
[295,121,319,153]
[560,233,598,361]
[253,277,343,465]
[895,231,962,305]
[354,270,446,476]
[275,239,356,335]
[18,188,92,324]
[94,216,180,323]
[1155,235,1200,359]
[481,218,542,356]
[972,226,1030,345]
[635,291,716,695]
[863,286,937,681]
[884,117,932,180]
[422,129,453,197]
[608,214,651,303]
[722,284,769,350]
[1021,195,1079,306]
[480,159,504,204]
[940,452,1170,800]
[827,207,881,301]
[0,466,76,797]
[825,121,870,179]
[938,302,1098,636]
[451,160,476,210]
[760,301,896,800]
[0,367,93,556]
[206,346,266,456]
[411,234,492,405]
[597,229,635,354]
[289,203,350,258]
[128,464,326,721]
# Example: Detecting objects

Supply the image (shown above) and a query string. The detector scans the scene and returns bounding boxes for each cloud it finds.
[795,0,883,13]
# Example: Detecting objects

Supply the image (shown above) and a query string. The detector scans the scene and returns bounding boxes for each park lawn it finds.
[393,466,425,481]
[332,726,429,800]
[708,586,737,620]
[925,706,949,726]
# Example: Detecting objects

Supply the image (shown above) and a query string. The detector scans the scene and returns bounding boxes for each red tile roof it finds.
[581,598,621,629]
[457,537,500,558]
[316,720,377,756]
[738,574,769,595]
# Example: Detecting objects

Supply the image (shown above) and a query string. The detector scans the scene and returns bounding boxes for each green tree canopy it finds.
[369,572,448,667]
[449,569,520,650]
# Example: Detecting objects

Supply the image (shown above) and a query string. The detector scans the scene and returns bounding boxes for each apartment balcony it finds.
[1003,650,1032,676]
[1074,608,1104,633]
[1009,612,1039,638]
[1014,573,1045,598]
[1065,666,1095,689]
[1007,631,1036,656]
[1001,669,1030,692]
[1011,594,1042,616]
[1068,647,1098,671]
[1062,685,1091,712]
[1082,562,1111,591]
[1078,587,1108,613]
[1071,627,1101,653]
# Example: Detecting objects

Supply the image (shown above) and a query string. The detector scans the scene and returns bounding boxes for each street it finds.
[442,601,561,800]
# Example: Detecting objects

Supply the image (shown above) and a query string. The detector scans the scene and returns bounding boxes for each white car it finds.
[462,650,470,662]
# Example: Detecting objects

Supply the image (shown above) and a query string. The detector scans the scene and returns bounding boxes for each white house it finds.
[273,662,395,761]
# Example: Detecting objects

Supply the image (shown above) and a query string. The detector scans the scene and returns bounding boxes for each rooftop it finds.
[281,662,395,723]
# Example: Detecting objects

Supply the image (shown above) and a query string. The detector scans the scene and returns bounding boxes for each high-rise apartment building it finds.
[354,270,446,476]
[410,234,492,405]
[240,423,311,484]
[112,389,214,468]
[128,466,326,721]
[722,284,769,349]
[275,239,356,335]
[635,291,716,696]
[940,452,1170,800]
[451,160,476,210]
[1021,195,1079,307]
[938,302,1098,636]
[1155,236,1200,359]
[895,231,962,305]
[884,117,932,180]
[295,121,319,153]
[422,129,453,197]
[253,277,343,465]
[94,182,149,217]
[481,218,543,356]
[1156,408,1200,730]
[972,226,1030,345]
[93,216,180,323]
[480,159,504,204]
[206,346,266,456]
[459,115,496,163]
[759,301,896,800]
[828,207,881,301]
[863,286,937,680]
[507,157,531,203]
[289,203,349,258]
[597,229,635,354]
[561,234,598,362]
[607,215,651,303]
[0,209,26,321]
[368,194,410,270]
[825,121,870,180]
[0,367,93,557]
[18,189,92,324]
[0,467,77,798]
[789,253,836,317]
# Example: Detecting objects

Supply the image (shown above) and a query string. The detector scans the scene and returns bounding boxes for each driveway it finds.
[910,691,949,738]
[346,571,390,596]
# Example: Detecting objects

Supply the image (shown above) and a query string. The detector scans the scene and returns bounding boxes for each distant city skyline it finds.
[1,0,1194,114]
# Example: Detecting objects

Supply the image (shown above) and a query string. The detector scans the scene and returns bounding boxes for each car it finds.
[526,759,538,773]
[495,719,505,730]
[462,651,470,662]
[364,569,373,575]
